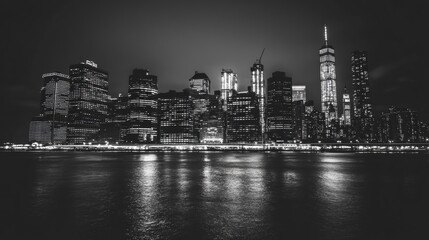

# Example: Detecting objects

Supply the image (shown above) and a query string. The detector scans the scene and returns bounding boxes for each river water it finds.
[2,152,429,239]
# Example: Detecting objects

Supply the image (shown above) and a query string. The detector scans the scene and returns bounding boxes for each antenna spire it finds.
[324,24,328,45]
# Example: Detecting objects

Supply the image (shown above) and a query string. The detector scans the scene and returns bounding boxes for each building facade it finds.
[292,85,306,102]
[158,89,198,144]
[189,71,210,94]
[266,72,293,143]
[378,107,420,143]
[320,25,338,124]
[67,60,109,144]
[342,87,352,126]
[352,50,374,142]
[226,88,261,144]
[251,61,265,142]
[29,72,70,144]
[220,69,238,108]
[126,69,158,143]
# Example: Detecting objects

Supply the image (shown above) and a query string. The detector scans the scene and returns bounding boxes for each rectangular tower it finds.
[352,50,374,142]
[67,60,109,144]
[29,72,70,144]
[226,87,261,144]
[266,72,293,143]
[126,69,158,143]
[220,69,238,107]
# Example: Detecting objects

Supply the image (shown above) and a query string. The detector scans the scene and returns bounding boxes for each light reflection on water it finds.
[5,152,429,240]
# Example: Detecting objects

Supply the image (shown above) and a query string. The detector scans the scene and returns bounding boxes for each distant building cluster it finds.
[29,27,429,145]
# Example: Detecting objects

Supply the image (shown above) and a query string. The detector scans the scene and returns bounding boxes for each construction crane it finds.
[257,48,265,64]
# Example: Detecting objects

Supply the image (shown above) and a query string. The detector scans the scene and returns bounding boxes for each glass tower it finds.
[29,72,70,144]
[352,50,374,142]
[266,72,293,143]
[220,69,238,107]
[126,69,158,143]
[320,25,338,124]
[67,60,109,144]
[251,62,265,142]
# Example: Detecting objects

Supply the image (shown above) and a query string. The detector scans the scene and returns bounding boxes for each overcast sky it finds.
[0,0,426,143]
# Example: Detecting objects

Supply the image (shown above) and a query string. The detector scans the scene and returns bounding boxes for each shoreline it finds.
[2,143,429,153]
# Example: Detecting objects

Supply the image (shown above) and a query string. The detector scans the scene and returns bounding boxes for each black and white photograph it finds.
[1,0,428,239]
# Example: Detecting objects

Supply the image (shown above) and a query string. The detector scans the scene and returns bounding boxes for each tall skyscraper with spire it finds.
[251,48,265,142]
[319,25,338,124]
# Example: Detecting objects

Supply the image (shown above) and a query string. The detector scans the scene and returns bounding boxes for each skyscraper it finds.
[292,85,306,102]
[67,60,109,144]
[342,86,351,126]
[352,50,374,142]
[189,71,210,94]
[251,49,265,142]
[226,87,261,144]
[158,89,198,144]
[266,72,293,143]
[126,69,158,143]
[220,69,238,107]
[378,107,420,143]
[320,25,338,124]
[29,72,70,144]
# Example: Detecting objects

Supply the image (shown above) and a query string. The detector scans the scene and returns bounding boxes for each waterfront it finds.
[2,152,429,239]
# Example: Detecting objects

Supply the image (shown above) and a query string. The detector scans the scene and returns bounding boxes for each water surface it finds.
[2,152,429,239]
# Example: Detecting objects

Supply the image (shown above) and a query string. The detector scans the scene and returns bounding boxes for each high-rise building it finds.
[306,109,326,142]
[378,107,420,143]
[342,86,351,126]
[220,69,238,107]
[200,92,224,143]
[226,87,261,144]
[158,89,198,144]
[266,72,293,143]
[189,71,210,94]
[293,100,306,142]
[251,57,265,142]
[98,94,129,143]
[126,69,158,143]
[29,72,70,144]
[292,85,306,102]
[67,60,109,144]
[352,50,374,142]
[320,25,338,124]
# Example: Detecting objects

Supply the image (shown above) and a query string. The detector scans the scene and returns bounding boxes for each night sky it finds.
[0,0,426,143]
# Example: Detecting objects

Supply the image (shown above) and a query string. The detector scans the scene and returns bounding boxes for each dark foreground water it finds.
[1,152,429,240]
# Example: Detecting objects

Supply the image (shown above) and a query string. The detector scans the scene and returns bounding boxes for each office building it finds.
[251,51,265,141]
[292,85,306,102]
[158,89,198,143]
[266,71,293,143]
[226,87,261,143]
[67,60,109,144]
[320,25,338,124]
[378,107,420,143]
[220,69,238,108]
[126,69,158,143]
[189,71,210,94]
[28,72,70,144]
[352,50,374,142]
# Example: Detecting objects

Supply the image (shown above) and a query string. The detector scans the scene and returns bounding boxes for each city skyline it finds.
[1,0,426,143]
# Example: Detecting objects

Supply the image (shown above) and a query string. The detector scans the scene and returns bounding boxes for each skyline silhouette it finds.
[1,0,426,143]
